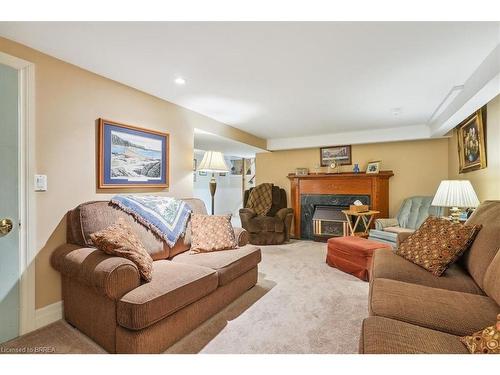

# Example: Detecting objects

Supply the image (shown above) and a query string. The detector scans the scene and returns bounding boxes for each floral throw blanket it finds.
[110,195,192,247]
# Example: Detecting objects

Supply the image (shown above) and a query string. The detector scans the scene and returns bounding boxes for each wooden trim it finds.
[0,52,37,335]
[35,301,63,329]
[287,171,394,179]
[97,118,170,189]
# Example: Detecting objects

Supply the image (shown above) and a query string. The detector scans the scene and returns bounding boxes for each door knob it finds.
[0,218,13,237]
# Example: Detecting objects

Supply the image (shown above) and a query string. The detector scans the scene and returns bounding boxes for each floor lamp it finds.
[197,151,229,215]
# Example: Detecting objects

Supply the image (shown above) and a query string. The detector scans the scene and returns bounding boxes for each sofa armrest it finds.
[233,227,250,247]
[239,208,257,229]
[375,218,399,230]
[51,244,141,300]
[276,208,294,241]
[396,231,413,248]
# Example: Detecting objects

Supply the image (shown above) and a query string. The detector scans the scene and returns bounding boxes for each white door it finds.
[0,62,20,343]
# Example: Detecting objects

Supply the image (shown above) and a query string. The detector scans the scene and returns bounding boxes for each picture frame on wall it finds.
[320,145,352,167]
[98,118,169,188]
[457,108,487,174]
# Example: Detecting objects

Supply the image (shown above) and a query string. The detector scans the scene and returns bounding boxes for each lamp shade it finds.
[197,151,229,173]
[431,180,480,208]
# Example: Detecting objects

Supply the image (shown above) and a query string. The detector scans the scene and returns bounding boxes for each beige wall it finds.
[0,37,265,309]
[448,95,500,201]
[256,138,450,217]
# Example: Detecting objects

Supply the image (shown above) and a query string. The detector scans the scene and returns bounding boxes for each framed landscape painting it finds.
[320,145,352,167]
[98,119,169,188]
[457,109,486,174]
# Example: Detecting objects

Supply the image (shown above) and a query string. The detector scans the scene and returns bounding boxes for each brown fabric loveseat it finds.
[51,198,261,353]
[359,200,500,354]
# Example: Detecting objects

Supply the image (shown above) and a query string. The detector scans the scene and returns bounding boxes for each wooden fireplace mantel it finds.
[287,171,394,238]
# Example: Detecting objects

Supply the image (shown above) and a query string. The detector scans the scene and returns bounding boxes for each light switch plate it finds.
[34,174,47,191]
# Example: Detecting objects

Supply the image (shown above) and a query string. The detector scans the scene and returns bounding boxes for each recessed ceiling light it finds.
[391,108,402,116]
[174,77,186,85]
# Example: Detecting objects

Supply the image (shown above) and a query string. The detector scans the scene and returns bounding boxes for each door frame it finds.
[0,51,36,336]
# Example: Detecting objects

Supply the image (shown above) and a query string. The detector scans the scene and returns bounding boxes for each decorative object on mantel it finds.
[366,160,381,174]
[320,145,352,167]
[431,180,480,223]
[295,167,309,176]
[327,160,341,174]
[197,151,230,215]
[98,118,169,188]
[353,163,360,173]
[457,108,487,174]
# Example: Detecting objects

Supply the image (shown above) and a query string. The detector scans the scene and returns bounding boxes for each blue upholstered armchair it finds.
[368,196,443,248]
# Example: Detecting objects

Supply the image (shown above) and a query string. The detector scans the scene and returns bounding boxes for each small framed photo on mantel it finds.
[320,145,352,167]
[98,118,169,188]
[366,161,381,174]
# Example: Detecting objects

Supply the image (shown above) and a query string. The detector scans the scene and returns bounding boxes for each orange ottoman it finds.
[326,236,392,281]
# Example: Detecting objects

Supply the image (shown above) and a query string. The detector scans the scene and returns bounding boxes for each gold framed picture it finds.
[98,118,169,188]
[457,108,487,174]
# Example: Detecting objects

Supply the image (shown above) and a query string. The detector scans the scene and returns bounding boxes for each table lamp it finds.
[431,180,480,223]
[197,151,229,215]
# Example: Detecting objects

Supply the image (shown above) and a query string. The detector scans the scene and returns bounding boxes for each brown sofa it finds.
[51,198,261,354]
[359,200,500,354]
[239,185,294,245]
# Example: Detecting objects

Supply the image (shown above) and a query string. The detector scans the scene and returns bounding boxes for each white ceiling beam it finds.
[429,44,500,137]
[266,124,431,151]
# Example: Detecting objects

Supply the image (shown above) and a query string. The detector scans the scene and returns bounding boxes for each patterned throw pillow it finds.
[90,218,153,282]
[460,314,500,353]
[396,216,481,276]
[190,214,238,254]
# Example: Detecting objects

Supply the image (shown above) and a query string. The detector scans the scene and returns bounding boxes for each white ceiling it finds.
[194,129,266,158]
[0,22,499,147]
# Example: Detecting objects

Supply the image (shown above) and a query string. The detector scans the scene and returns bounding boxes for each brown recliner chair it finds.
[239,185,294,245]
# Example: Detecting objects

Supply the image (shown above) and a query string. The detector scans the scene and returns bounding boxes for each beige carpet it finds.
[1,240,369,354]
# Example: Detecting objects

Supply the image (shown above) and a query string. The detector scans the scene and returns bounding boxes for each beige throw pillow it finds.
[90,218,153,282]
[190,214,238,254]
[396,216,481,276]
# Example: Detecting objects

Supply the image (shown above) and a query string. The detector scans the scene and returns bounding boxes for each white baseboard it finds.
[35,301,63,330]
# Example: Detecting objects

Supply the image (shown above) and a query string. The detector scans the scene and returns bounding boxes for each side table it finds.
[342,210,380,238]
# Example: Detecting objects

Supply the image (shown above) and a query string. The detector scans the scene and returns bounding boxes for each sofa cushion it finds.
[245,216,284,233]
[396,216,481,276]
[484,249,500,305]
[190,214,238,253]
[460,314,500,354]
[370,278,499,336]
[67,201,170,260]
[90,218,153,282]
[371,248,484,295]
[172,245,262,286]
[117,260,218,330]
[462,200,500,289]
[360,317,468,354]
[383,226,414,234]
